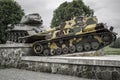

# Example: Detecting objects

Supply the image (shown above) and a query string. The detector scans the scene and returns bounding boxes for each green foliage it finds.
[110,37,120,48]
[51,0,94,28]
[0,0,24,43]
[0,25,6,44]
[104,46,120,55]
[0,65,6,69]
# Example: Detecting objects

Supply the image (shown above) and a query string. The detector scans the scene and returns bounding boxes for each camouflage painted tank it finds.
[6,13,45,43]
[25,16,117,56]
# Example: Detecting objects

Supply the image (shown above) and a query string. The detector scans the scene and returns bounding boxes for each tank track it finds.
[33,30,116,56]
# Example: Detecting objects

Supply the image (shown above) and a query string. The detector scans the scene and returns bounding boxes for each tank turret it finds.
[20,13,43,26]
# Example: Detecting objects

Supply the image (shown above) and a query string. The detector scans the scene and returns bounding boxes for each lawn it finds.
[104,46,120,55]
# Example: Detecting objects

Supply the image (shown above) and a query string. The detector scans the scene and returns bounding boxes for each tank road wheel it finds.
[91,42,99,50]
[33,43,43,55]
[43,49,50,56]
[76,44,83,52]
[18,38,22,43]
[22,39,26,43]
[62,47,69,54]
[56,48,62,55]
[84,43,91,51]
[69,45,76,53]
[50,49,56,56]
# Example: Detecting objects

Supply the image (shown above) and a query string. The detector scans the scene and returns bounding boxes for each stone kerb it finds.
[21,56,120,67]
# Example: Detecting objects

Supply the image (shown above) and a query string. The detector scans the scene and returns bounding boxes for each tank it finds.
[6,13,46,43]
[29,16,117,56]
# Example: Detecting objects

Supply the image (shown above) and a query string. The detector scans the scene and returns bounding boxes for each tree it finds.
[0,0,24,43]
[51,0,94,28]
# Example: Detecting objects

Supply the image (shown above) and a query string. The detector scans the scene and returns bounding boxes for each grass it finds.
[104,46,120,55]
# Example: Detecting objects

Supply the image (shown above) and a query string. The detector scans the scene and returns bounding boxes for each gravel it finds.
[0,69,94,80]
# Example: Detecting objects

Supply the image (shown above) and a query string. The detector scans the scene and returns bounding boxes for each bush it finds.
[110,37,120,48]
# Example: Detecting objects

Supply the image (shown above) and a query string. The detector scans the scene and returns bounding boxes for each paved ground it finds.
[0,69,94,80]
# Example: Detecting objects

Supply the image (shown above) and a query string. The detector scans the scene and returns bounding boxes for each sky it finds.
[16,0,120,36]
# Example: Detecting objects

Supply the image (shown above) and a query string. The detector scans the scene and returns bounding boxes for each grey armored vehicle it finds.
[6,13,45,43]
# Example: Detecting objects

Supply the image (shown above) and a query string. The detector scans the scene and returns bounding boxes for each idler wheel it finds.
[62,47,69,54]
[91,42,99,50]
[69,45,76,53]
[84,43,91,51]
[56,48,62,55]
[43,49,50,56]
[33,43,43,55]
[76,44,83,52]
